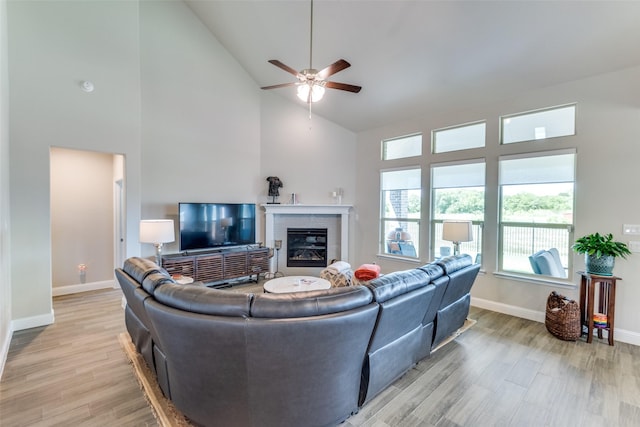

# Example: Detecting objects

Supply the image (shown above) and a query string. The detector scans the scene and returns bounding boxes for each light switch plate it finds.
[629,241,640,253]
[623,224,640,235]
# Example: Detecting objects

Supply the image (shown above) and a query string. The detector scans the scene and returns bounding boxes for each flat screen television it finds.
[179,202,256,251]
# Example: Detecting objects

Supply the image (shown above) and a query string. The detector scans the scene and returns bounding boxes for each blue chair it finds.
[530,249,566,278]
[398,242,416,257]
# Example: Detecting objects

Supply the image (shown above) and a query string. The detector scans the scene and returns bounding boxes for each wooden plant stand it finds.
[578,271,620,346]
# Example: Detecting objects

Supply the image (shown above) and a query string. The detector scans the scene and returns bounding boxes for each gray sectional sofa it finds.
[116,254,480,427]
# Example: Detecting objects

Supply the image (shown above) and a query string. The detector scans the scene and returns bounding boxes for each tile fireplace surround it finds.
[261,204,352,274]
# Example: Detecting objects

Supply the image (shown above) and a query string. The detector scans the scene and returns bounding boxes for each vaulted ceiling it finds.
[185,0,640,132]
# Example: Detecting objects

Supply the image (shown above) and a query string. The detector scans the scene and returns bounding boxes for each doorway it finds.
[50,147,125,295]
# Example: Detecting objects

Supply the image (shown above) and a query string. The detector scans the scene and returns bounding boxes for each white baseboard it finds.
[11,310,55,332]
[0,324,13,380]
[52,280,116,296]
[613,329,640,347]
[471,297,546,323]
[11,281,115,333]
[471,297,640,347]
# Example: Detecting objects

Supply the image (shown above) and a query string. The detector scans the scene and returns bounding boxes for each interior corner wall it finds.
[7,0,142,328]
[354,65,640,340]
[138,0,262,258]
[0,0,12,377]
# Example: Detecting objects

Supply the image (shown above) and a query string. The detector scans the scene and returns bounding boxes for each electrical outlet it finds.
[623,224,640,235]
[629,241,640,253]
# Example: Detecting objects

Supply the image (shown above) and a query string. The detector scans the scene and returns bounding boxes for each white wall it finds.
[5,0,358,339]
[8,0,142,328]
[0,0,12,377]
[354,66,640,343]
[138,0,263,257]
[260,92,357,256]
[260,92,356,206]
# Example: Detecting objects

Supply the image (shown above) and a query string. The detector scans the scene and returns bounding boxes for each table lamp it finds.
[442,220,473,256]
[140,219,175,266]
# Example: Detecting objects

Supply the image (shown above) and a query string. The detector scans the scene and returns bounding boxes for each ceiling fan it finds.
[261,0,362,104]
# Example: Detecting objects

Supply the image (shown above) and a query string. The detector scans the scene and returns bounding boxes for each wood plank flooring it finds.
[2,286,640,426]
[1,289,158,426]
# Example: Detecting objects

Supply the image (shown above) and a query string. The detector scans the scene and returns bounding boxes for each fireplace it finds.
[287,228,328,267]
[262,204,352,275]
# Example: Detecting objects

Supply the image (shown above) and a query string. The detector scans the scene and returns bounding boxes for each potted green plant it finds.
[572,232,631,276]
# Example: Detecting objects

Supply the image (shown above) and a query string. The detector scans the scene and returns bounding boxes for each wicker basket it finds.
[545,291,581,341]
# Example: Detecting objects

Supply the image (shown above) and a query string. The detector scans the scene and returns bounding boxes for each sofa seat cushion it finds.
[153,283,253,317]
[250,286,373,318]
[365,269,430,303]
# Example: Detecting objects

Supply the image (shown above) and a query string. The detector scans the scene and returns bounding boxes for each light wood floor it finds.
[2,286,640,427]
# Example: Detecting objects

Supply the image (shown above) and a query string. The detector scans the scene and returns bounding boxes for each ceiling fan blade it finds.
[261,82,298,90]
[317,59,351,80]
[325,81,362,93]
[268,60,302,78]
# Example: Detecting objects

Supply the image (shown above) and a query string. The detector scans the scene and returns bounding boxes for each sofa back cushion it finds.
[438,263,481,309]
[142,272,176,294]
[436,254,473,275]
[416,263,445,282]
[251,286,373,318]
[365,269,430,303]
[422,274,449,326]
[123,257,165,284]
[153,283,253,317]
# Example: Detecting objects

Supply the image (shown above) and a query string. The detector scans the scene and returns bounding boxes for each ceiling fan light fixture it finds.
[261,0,361,101]
[297,83,325,103]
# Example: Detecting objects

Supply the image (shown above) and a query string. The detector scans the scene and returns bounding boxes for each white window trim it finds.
[500,103,577,145]
[431,120,486,154]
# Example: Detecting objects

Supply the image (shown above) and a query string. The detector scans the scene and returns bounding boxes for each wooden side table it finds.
[578,271,621,345]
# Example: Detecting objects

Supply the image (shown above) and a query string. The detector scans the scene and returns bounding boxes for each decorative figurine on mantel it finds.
[266,176,283,204]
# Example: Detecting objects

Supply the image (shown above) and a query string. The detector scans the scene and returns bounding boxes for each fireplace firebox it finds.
[287,228,328,267]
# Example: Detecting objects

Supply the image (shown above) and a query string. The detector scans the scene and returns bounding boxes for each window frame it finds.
[497,149,577,278]
[379,166,422,259]
[500,103,576,145]
[432,120,486,154]
[430,159,486,263]
[381,133,423,160]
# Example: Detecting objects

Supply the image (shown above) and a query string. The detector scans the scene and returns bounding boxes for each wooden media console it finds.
[162,246,269,287]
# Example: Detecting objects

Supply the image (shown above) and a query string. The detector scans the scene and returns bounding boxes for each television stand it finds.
[161,246,269,287]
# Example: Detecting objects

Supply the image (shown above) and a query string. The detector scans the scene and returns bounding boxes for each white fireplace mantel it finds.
[261,204,352,269]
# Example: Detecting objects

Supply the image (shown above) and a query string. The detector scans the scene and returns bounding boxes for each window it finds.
[501,104,576,144]
[431,161,485,262]
[432,121,485,153]
[498,149,576,277]
[382,134,422,160]
[381,168,421,258]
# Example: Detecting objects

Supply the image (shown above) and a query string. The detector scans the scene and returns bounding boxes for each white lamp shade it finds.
[140,219,175,244]
[442,220,473,243]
